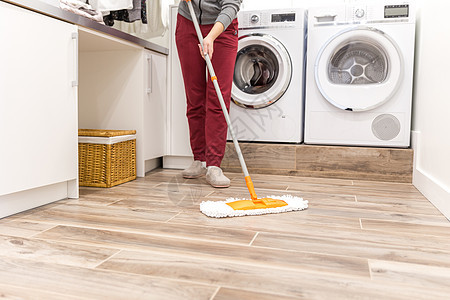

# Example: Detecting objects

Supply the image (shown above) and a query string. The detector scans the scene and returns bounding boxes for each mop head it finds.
[200,194,308,218]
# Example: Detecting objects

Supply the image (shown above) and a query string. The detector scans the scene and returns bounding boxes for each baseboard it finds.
[0,181,68,219]
[411,131,450,220]
[145,157,163,173]
[413,168,450,220]
[67,178,79,199]
[163,155,193,169]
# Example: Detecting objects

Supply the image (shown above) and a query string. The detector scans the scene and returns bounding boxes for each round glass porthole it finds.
[232,34,292,109]
[328,41,389,85]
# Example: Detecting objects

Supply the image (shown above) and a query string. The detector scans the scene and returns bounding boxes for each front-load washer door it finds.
[232,33,292,109]
[315,27,403,111]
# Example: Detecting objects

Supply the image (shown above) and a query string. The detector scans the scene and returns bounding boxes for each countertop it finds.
[1,0,169,55]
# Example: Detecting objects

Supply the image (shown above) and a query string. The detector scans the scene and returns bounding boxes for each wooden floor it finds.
[1,169,450,299]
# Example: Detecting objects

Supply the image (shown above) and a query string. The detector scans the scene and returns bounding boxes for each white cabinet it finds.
[144,50,167,161]
[78,28,167,177]
[0,2,78,217]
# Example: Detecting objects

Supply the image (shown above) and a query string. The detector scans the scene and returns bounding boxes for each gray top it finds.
[178,0,242,30]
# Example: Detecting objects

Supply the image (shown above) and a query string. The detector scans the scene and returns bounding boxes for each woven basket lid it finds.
[78,129,136,137]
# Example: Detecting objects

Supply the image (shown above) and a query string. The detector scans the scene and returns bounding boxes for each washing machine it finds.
[229,8,307,143]
[304,1,416,147]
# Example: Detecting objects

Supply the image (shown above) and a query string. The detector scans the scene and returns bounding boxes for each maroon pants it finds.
[175,14,238,167]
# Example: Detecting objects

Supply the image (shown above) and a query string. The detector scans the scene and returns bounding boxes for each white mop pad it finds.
[200,195,308,218]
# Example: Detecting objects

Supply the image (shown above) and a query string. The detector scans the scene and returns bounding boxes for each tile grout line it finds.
[248,232,259,246]
[91,249,123,269]
[209,286,221,300]
[106,199,124,206]
[165,212,182,223]
[367,260,373,280]
[27,223,61,239]
[205,191,215,198]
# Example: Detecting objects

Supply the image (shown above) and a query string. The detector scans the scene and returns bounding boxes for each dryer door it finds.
[315,27,402,111]
[232,33,292,109]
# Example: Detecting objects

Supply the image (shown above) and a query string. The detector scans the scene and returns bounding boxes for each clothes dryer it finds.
[229,8,307,143]
[304,1,416,147]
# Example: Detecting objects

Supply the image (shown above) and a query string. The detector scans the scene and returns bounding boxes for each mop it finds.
[185,0,308,218]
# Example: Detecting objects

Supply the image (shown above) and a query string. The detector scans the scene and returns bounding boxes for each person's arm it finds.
[198,21,224,59]
[216,0,241,30]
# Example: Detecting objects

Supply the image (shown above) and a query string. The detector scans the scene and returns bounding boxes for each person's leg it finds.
[205,19,239,168]
[203,19,238,187]
[175,14,208,163]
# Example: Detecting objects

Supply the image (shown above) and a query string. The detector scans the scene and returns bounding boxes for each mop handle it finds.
[186,0,251,180]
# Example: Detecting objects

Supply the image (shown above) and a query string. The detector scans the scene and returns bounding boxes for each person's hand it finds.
[199,35,214,60]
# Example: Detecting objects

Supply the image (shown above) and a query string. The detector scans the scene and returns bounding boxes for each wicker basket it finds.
[78,129,137,187]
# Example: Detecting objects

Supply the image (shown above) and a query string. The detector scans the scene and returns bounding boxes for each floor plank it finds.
[0,220,56,238]
[213,288,299,300]
[0,257,216,299]
[361,219,450,237]
[0,283,83,300]
[252,231,450,268]
[0,234,118,268]
[369,259,450,293]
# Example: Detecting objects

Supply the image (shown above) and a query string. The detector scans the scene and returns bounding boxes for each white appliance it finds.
[229,8,306,143]
[304,1,416,147]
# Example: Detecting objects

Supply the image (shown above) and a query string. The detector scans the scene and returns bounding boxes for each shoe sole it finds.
[207,181,230,188]
[210,185,230,188]
[183,174,206,179]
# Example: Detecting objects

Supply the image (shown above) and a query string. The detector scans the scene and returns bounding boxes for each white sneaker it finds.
[206,166,230,188]
[182,161,207,179]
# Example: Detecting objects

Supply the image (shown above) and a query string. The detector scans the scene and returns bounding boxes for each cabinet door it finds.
[168,6,192,157]
[0,3,78,196]
[144,50,167,159]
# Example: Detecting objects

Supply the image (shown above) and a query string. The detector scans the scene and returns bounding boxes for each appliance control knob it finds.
[250,14,259,24]
[355,8,365,18]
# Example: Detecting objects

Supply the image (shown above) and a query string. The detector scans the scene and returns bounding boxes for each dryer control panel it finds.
[238,8,305,29]
[345,1,414,23]
[310,1,415,26]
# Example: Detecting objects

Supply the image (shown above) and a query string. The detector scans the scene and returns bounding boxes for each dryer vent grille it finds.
[371,114,401,141]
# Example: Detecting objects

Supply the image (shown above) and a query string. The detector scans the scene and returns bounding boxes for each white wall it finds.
[412,0,450,219]
[242,0,345,10]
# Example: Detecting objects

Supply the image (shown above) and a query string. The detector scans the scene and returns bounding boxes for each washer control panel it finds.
[238,9,304,29]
